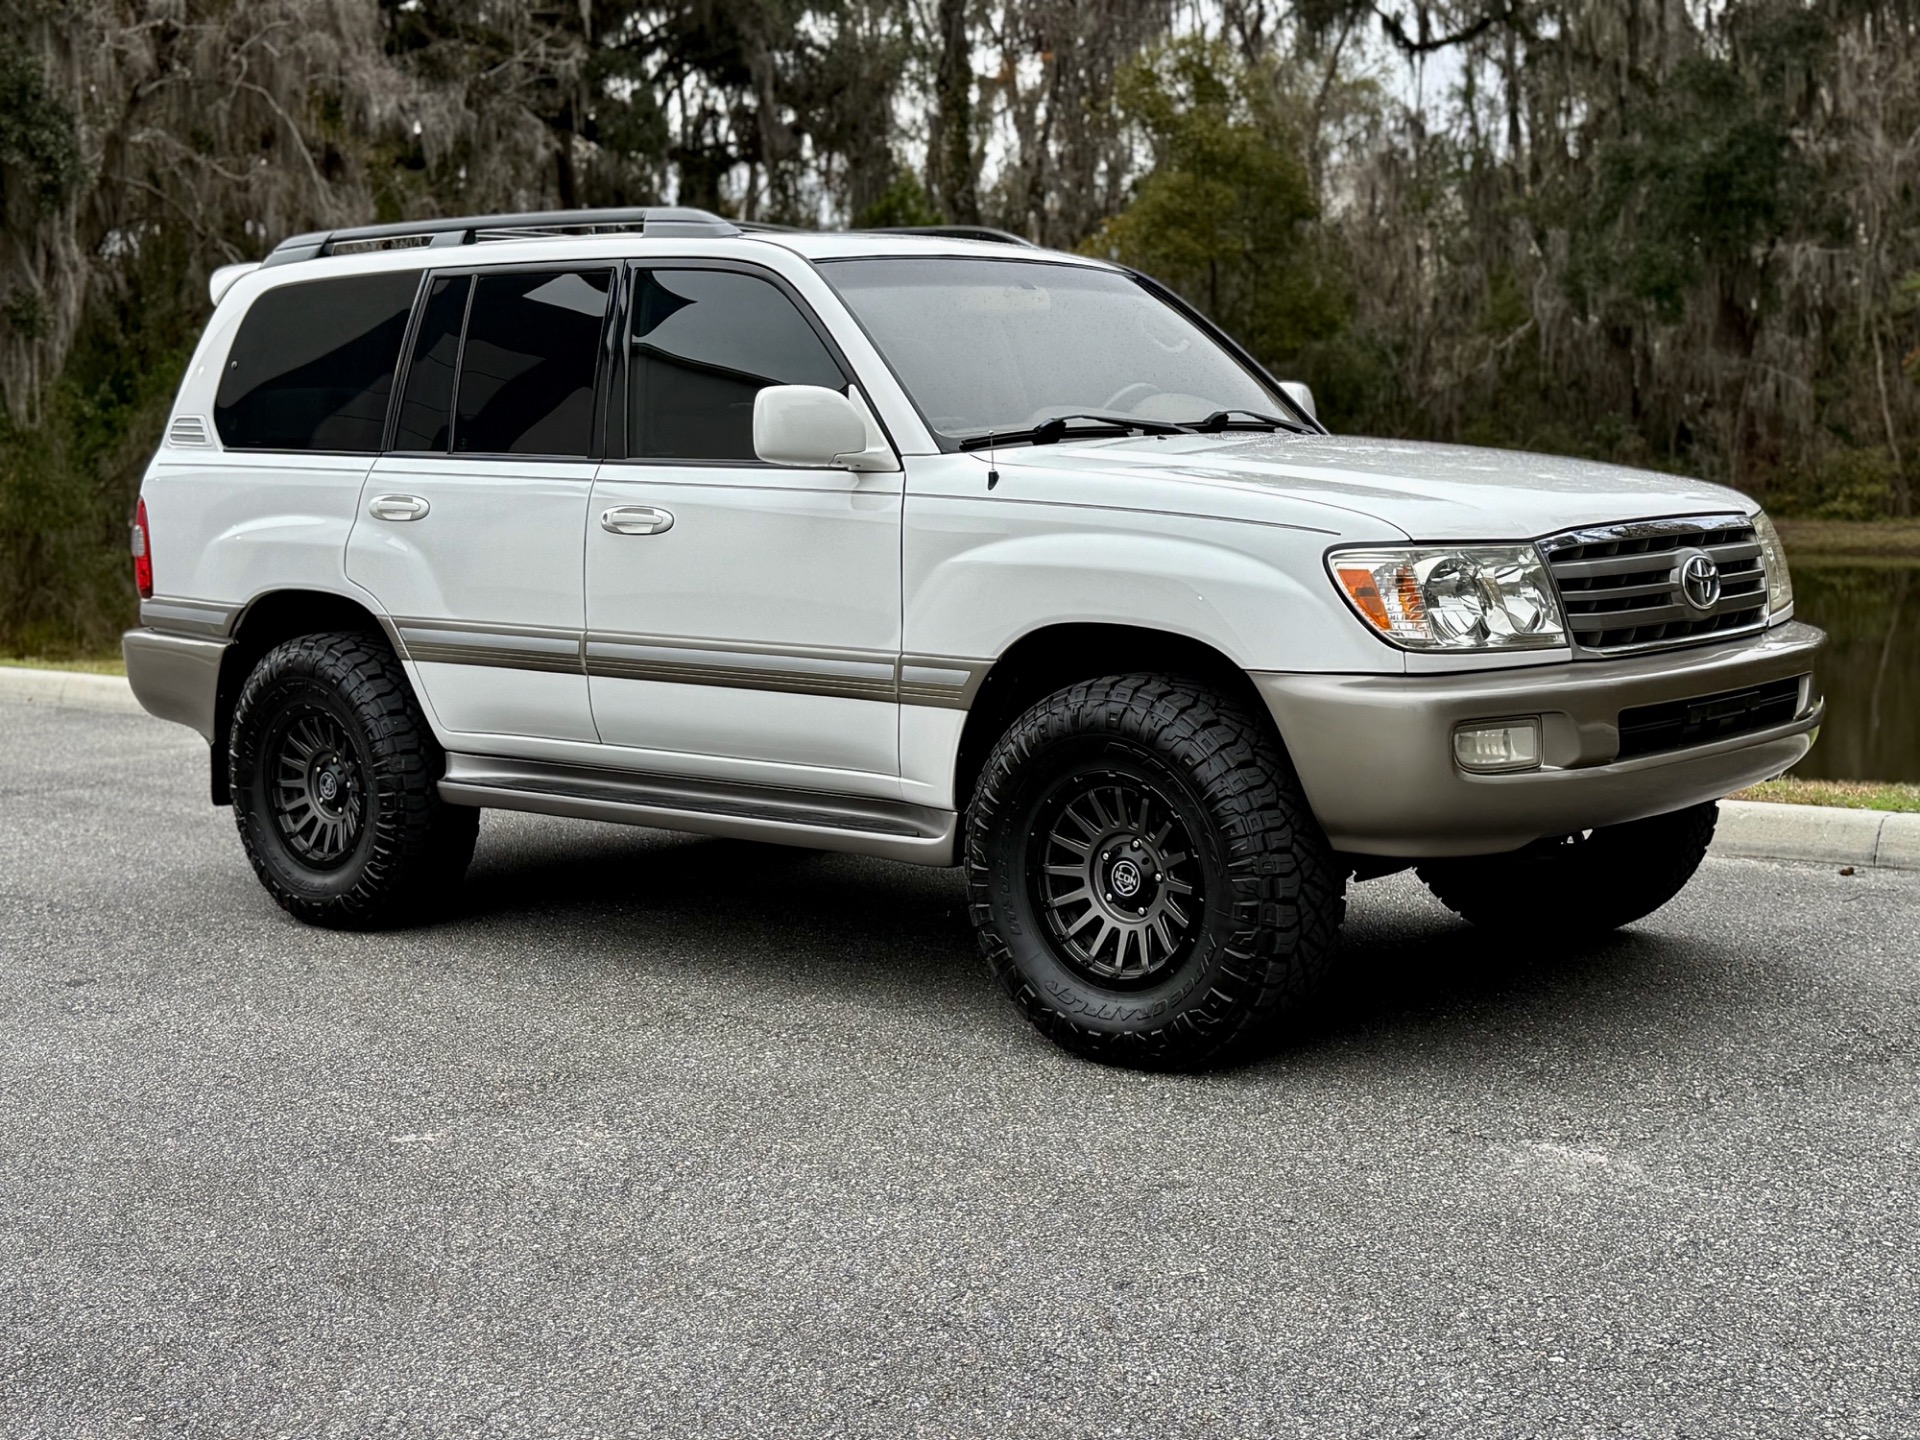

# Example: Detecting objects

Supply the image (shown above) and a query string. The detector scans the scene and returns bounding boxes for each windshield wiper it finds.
[1188,408,1310,434]
[956,413,1195,451]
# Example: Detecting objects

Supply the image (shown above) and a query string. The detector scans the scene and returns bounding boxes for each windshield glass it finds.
[821,257,1287,444]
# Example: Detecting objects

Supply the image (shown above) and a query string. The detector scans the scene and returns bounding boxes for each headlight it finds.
[1751,510,1794,619]
[1329,546,1566,651]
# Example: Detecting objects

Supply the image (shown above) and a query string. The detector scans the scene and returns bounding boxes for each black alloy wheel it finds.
[263,706,367,867]
[1029,766,1203,985]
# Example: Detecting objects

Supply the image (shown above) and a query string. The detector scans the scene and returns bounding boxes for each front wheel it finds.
[229,632,478,929]
[966,675,1346,1070]
[1417,801,1719,935]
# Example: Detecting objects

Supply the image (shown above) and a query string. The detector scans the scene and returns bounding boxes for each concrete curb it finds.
[0,664,145,717]
[1,665,1913,872]
[1713,800,1919,872]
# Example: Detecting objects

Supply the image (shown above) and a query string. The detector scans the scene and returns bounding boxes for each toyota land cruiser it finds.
[122,207,1825,1067]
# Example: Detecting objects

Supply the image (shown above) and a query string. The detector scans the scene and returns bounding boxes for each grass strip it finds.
[0,656,127,675]
[1734,777,1920,813]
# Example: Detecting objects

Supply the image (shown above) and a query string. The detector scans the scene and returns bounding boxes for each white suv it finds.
[124,206,1825,1068]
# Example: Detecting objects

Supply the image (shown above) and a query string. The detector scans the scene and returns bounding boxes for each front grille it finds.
[1616,675,1805,759]
[1540,513,1769,657]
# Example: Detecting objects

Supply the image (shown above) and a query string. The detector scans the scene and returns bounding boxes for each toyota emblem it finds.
[1675,551,1721,612]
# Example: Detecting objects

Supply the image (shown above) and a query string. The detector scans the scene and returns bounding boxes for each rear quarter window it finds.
[214,272,420,451]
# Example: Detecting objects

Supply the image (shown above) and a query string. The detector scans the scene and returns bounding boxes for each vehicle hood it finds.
[994,432,1754,540]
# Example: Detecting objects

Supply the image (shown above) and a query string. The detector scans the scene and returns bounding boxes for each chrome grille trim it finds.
[1538,513,1771,658]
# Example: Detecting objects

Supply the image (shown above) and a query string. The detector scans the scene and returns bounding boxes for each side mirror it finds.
[753,385,870,468]
[1280,381,1318,424]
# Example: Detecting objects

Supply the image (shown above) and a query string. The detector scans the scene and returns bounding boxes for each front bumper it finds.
[1256,620,1825,858]
[123,627,229,740]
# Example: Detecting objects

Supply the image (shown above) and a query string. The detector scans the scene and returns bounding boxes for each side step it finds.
[439,754,960,867]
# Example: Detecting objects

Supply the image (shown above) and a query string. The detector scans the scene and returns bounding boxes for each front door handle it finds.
[369,494,431,522]
[601,505,675,537]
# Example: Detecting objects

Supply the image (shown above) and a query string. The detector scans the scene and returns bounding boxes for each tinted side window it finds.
[393,275,470,452]
[214,272,419,451]
[629,270,845,461]
[455,269,611,457]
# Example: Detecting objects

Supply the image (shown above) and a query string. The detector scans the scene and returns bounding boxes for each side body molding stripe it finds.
[397,620,584,674]
[140,596,240,639]
[897,657,987,710]
[392,617,992,708]
[584,636,897,700]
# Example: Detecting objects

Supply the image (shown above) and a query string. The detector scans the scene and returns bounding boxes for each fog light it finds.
[1453,719,1541,773]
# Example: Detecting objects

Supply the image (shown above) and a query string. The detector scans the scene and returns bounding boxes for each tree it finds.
[1082,38,1344,365]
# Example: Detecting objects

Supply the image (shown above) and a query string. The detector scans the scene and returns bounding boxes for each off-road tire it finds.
[230,632,478,928]
[1417,801,1719,934]
[966,674,1346,1069]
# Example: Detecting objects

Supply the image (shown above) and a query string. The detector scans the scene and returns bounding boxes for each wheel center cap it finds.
[316,769,340,802]
[1109,858,1143,898]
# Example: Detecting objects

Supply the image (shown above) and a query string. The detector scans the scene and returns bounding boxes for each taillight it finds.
[132,498,153,599]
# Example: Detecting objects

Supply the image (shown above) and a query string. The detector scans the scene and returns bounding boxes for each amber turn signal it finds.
[1335,563,1425,634]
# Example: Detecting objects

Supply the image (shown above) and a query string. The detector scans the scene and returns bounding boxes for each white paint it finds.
[751,385,883,470]
[585,459,903,785]
[347,455,597,740]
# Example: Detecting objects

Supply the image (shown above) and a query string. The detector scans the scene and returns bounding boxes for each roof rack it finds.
[262,207,742,267]
[737,221,1035,247]
[865,225,1036,247]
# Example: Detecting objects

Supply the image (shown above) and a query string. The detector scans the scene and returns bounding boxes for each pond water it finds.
[1788,563,1920,782]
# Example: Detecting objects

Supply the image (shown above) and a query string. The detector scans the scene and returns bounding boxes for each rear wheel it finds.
[230,632,477,928]
[966,675,1345,1069]
[1417,801,1718,935]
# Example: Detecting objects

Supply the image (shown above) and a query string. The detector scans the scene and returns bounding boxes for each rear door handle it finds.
[369,494,431,522]
[601,505,675,537]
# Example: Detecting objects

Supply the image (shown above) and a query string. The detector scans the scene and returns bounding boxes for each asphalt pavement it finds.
[3,698,1918,1439]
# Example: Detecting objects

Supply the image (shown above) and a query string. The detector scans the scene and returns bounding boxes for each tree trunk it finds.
[932,0,980,224]
[1871,320,1912,518]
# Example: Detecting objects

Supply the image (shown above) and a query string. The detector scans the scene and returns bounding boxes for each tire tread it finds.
[230,632,476,929]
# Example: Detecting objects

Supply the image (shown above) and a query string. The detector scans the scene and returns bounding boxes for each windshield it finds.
[821,257,1289,445]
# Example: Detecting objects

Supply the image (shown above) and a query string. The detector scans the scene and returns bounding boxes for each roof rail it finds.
[865,225,1037,247]
[261,207,742,267]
